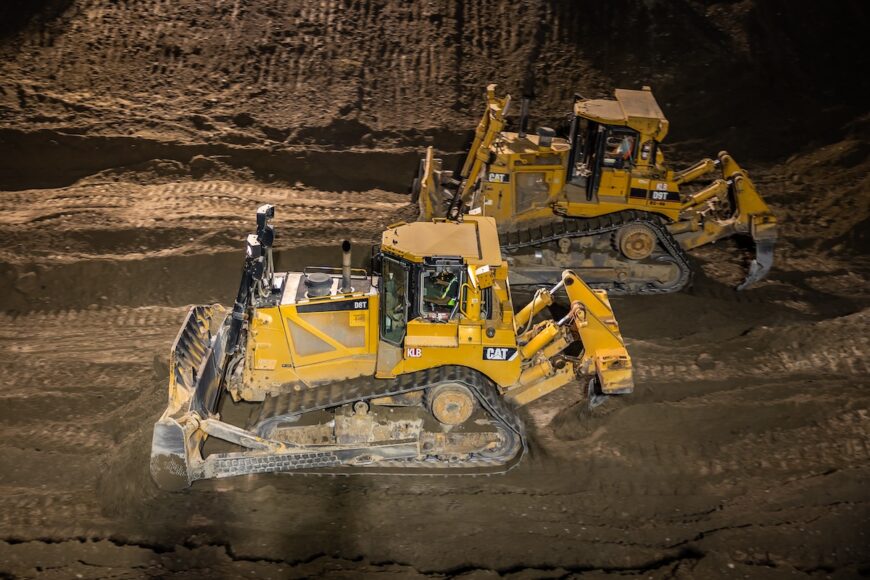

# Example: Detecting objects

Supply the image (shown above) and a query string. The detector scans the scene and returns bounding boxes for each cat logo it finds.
[406,347,422,358]
[483,347,518,361]
[487,172,510,183]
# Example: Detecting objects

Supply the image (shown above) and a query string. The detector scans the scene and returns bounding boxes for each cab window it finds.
[515,172,549,212]
[381,257,408,344]
[420,265,462,322]
[602,129,638,169]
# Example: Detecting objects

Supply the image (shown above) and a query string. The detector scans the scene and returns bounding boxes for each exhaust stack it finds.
[340,240,353,293]
[518,97,530,138]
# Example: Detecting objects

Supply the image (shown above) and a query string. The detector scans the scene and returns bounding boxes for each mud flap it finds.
[150,305,230,491]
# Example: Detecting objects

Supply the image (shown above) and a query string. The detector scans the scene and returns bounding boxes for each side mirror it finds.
[256,204,275,231]
[370,248,383,278]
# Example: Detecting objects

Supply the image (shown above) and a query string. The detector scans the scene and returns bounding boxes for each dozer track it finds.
[499,210,693,295]
[246,365,526,476]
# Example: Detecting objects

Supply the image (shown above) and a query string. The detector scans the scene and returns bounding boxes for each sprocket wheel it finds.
[616,222,657,261]
[427,383,476,426]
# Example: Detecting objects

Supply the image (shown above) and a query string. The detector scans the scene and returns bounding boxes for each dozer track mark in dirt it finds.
[415,84,778,293]
[150,205,634,489]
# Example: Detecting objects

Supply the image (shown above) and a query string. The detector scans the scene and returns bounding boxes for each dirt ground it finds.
[0,1,868,578]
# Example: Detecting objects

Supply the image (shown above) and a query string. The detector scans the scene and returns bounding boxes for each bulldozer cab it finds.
[568,119,642,201]
[380,255,464,331]
[374,217,510,381]
[567,87,668,204]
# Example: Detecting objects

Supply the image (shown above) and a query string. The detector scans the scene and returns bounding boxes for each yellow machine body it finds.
[417,85,777,293]
[230,215,632,404]
[151,207,635,490]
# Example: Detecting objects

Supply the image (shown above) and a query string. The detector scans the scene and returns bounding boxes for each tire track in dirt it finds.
[0,489,108,532]
[0,179,416,311]
[608,407,870,480]
[0,179,413,259]
[0,306,181,475]
[629,309,870,383]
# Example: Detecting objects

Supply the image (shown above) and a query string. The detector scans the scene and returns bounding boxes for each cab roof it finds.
[574,87,669,141]
[381,215,502,266]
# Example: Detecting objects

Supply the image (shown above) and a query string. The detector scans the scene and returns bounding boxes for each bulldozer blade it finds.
[150,305,230,491]
[150,306,422,490]
[737,238,774,291]
[151,417,197,492]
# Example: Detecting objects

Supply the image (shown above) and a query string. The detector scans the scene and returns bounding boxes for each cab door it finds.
[376,256,409,376]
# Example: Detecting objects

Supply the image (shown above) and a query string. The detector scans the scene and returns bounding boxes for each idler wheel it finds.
[478,426,520,459]
[427,383,475,426]
[617,223,656,261]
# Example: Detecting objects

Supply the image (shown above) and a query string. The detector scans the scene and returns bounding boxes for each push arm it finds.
[561,271,634,395]
[505,271,634,406]
[447,84,510,217]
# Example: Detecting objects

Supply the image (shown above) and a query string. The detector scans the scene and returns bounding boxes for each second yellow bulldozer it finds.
[151,205,634,489]
[415,84,777,293]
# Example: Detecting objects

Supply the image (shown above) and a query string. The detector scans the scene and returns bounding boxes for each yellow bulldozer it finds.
[415,84,777,293]
[151,205,634,490]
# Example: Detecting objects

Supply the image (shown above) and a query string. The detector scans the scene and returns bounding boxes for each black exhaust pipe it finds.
[518,97,530,139]
[340,240,353,293]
